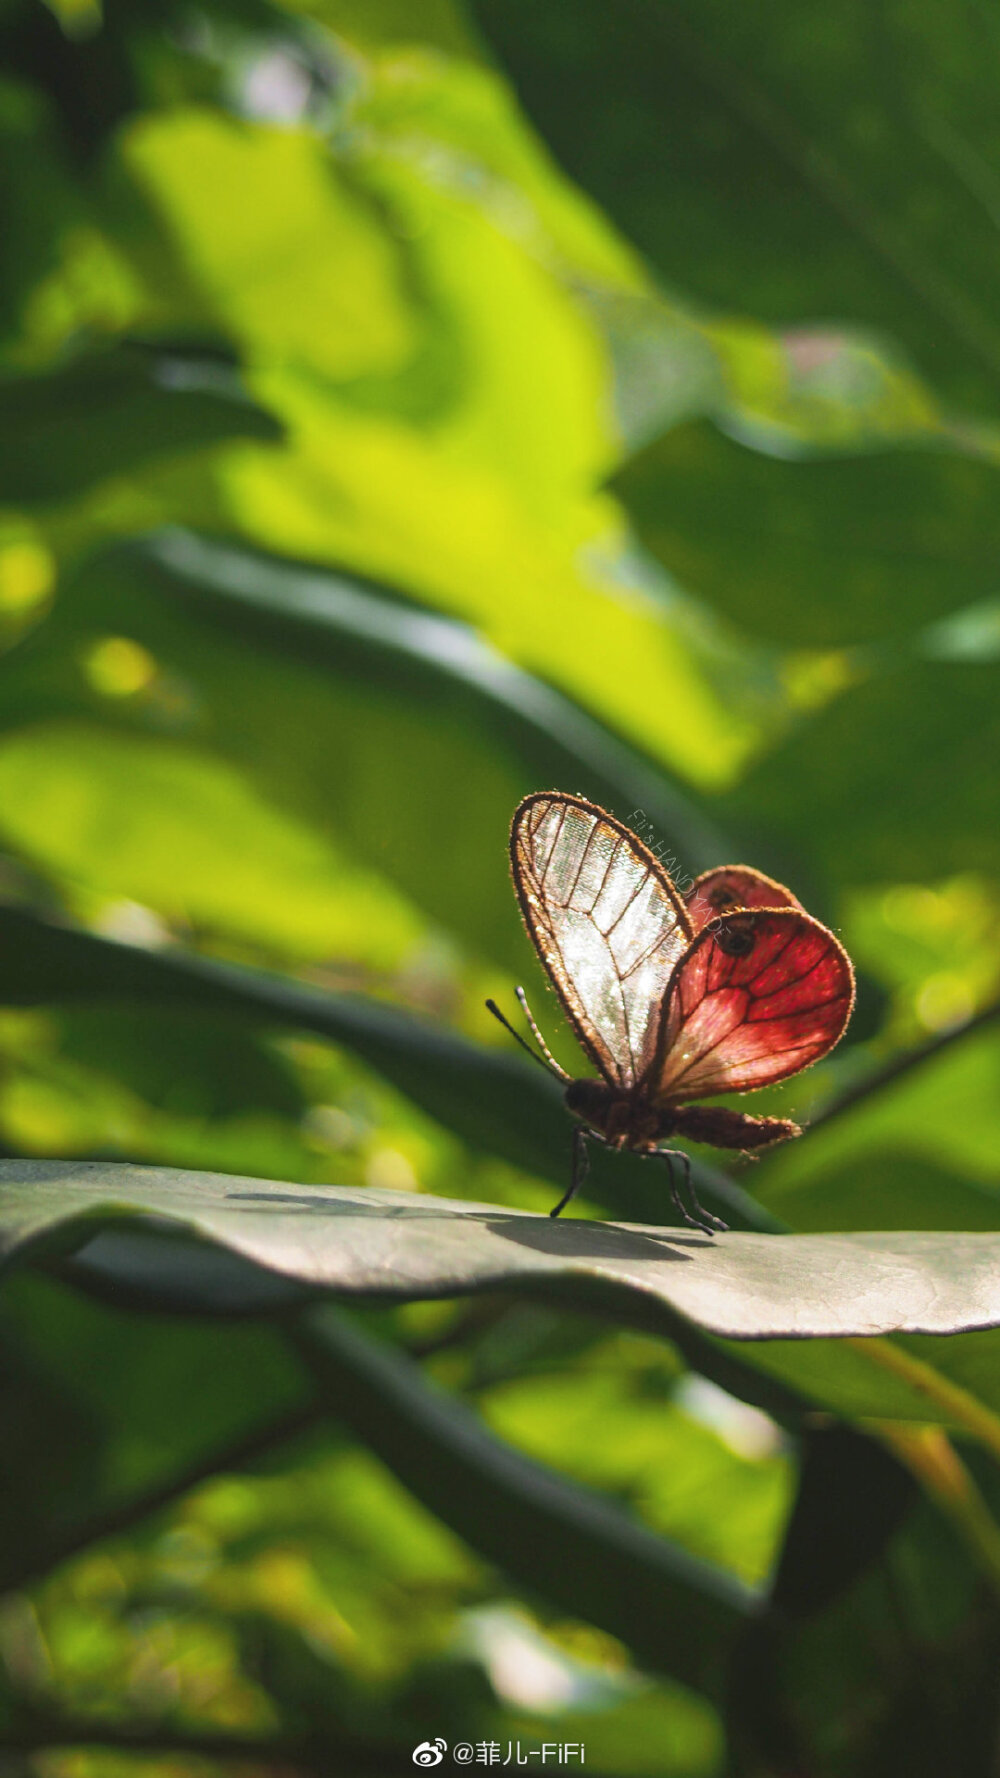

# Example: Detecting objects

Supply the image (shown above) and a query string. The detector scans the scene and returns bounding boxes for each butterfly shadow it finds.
[223,1189,708,1263]
[483,1215,707,1263]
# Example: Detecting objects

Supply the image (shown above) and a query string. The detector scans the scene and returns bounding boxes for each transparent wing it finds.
[510,793,692,1088]
[648,908,854,1103]
[686,865,801,933]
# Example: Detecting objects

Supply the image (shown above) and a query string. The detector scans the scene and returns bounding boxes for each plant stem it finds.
[846,1336,1000,1465]
[808,997,1000,1136]
[2,1398,326,1594]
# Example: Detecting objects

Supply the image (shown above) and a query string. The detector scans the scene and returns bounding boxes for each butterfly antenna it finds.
[516,987,570,1081]
[485,998,566,1082]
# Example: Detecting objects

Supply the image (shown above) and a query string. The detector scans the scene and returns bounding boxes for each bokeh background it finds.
[1,0,999,1773]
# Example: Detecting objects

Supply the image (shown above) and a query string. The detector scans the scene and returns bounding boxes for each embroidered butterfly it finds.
[487,792,855,1233]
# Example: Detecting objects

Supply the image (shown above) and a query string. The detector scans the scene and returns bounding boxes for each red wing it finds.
[686,865,802,933]
[647,908,854,1103]
[510,792,692,1089]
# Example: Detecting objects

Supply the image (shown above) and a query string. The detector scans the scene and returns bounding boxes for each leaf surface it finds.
[6,1161,1000,1342]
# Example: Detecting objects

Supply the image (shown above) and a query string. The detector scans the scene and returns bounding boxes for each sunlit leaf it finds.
[116,109,418,381]
[0,721,427,966]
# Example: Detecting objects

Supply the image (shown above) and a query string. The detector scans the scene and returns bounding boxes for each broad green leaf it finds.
[279,0,481,58]
[4,1162,1000,1343]
[351,45,646,295]
[724,660,1000,886]
[58,1007,304,1122]
[147,527,728,868]
[759,1152,1000,1237]
[0,345,281,504]
[467,0,1000,415]
[10,1159,1000,1436]
[117,110,418,381]
[709,1324,1000,1427]
[0,721,428,966]
[613,419,1000,647]
[0,533,729,981]
[295,1306,753,1693]
[99,93,752,786]
[334,35,955,462]
[0,1003,319,1183]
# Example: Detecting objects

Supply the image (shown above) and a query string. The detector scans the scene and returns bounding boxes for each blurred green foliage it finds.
[0,0,998,1773]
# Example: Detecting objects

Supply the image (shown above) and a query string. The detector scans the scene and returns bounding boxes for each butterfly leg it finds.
[674,1148,729,1234]
[550,1123,592,1219]
[651,1147,728,1236]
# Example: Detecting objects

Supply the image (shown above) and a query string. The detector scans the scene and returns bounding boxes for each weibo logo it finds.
[412,1741,447,1767]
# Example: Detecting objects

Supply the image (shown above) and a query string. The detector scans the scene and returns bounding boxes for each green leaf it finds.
[116,109,419,382]
[613,419,1000,647]
[147,526,728,870]
[0,345,281,504]
[13,1158,1000,1440]
[58,1007,305,1122]
[479,1358,791,1588]
[0,534,727,982]
[763,1151,1000,1237]
[724,659,1000,886]
[467,0,1000,414]
[294,1306,753,1693]
[0,722,428,967]
[277,0,483,58]
[5,1162,1000,1343]
[101,93,752,788]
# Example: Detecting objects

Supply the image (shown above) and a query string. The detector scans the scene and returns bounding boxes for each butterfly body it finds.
[563,1075,662,1150]
[564,1075,801,1155]
[490,792,855,1229]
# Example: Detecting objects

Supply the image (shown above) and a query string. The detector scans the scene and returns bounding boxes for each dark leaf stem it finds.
[0,1399,325,1595]
[807,997,1000,1137]
[293,1305,755,1695]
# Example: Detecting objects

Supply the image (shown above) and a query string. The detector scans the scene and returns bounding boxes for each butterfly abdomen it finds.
[669,1104,801,1150]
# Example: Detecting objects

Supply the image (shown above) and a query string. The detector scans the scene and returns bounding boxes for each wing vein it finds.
[591,833,624,922]
[539,803,569,894]
[601,864,649,939]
